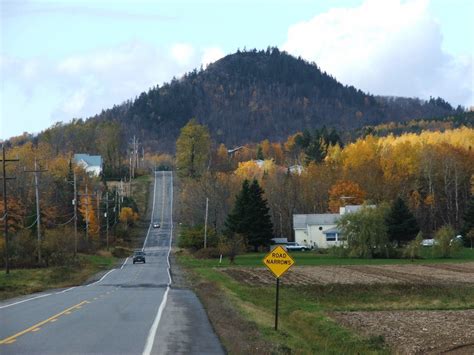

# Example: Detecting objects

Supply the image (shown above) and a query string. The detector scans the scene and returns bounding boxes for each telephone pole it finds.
[1,145,19,274]
[105,191,109,251]
[73,172,78,257]
[204,197,209,249]
[25,158,47,264]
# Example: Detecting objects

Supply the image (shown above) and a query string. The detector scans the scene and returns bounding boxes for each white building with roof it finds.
[73,154,103,177]
[293,205,371,249]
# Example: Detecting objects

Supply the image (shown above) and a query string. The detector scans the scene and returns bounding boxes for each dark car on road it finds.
[133,250,146,264]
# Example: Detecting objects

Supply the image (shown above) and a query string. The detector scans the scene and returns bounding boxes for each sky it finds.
[1,0,473,140]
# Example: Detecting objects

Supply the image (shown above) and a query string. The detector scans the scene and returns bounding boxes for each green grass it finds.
[178,249,474,354]
[178,247,474,268]
[0,253,118,300]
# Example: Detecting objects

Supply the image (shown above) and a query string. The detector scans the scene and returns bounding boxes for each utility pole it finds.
[73,172,78,257]
[204,197,209,249]
[1,145,19,274]
[105,191,109,251]
[25,158,47,264]
[96,190,101,240]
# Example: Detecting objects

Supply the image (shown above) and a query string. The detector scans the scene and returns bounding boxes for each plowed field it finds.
[220,262,474,286]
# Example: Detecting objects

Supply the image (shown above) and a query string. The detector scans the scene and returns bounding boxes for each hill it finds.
[90,48,458,151]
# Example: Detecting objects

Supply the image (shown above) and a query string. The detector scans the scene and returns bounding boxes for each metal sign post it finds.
[263,245,295,331]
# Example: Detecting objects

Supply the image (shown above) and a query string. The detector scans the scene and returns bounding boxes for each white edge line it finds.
[0,293,52,309]
[142,171,173,355]
[86,268,115,287]
[56,286,76,294]
[121,257,129,270]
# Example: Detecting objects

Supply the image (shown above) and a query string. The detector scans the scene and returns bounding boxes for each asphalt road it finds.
[0,171,223,355]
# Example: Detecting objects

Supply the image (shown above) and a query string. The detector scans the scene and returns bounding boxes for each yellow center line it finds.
[0,301,89,345]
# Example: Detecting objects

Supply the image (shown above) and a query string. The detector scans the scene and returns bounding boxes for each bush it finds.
[403,233,423,259]
[193,247,221,259]
[328,245,349,257]
[433,225,462,258]
[219,233,246,264]
[112,246,133,258]
[178,225,218,250]
[42,228,74,267]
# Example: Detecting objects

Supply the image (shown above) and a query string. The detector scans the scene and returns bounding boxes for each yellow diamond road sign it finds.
[263,245,295,278]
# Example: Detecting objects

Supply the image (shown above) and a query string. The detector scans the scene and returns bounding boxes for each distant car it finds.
[153,222,160,228]
[133,250,146,264]
[421,239,435,247]
[285,242,310,251]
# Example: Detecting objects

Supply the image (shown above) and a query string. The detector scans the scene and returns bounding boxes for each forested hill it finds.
[91,48,457,149]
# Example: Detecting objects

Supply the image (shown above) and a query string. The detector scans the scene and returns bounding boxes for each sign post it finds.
[263,245,295,331]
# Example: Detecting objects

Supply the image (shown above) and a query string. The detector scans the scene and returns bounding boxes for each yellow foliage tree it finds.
[119,207,139,229]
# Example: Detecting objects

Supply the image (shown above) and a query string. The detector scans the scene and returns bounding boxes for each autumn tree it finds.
[119,207,139,229]
[176,119,211,178]
[328,180,366,212]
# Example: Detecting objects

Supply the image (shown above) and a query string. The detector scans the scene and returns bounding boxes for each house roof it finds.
[293,214,340,229]
[73,154,102,167]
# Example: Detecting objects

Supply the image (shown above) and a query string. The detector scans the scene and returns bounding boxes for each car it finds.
[285,242,310,251]
[422,239,436,247]
[153,222,160,228]
[133,250,146,264]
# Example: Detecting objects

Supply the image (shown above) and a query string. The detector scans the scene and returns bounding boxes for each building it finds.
[73,154,103,177]
[293,205,371,249]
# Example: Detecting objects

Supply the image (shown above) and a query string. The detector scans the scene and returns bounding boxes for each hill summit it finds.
[93,48,456,150]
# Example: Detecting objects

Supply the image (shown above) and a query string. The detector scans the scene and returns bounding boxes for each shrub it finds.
[403,232,423,259]
[433,225,462,258]
[112,246,132,258]
[219,233,246,264]
[178,225,218,250]
[193,247,221,259]
[42,228,74,267]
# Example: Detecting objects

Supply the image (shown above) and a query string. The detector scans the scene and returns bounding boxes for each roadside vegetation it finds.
[0,163,153,300]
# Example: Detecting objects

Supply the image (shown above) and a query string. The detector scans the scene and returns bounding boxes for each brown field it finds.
[220,263,474,354]
[331,310,474,354]
[220,262,474,286]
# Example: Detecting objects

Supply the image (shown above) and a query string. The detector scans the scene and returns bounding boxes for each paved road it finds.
[0,171,223,355]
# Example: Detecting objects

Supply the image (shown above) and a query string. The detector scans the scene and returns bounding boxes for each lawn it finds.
[178,247,474,268]
[177,248,474,354]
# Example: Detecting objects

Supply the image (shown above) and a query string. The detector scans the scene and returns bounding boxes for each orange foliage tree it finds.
[328,180,366,213]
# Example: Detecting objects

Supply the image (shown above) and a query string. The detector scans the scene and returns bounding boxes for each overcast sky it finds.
[1,0,473,139]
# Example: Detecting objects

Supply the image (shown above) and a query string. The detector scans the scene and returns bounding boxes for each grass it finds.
[0,253,118,300]
[178,247,474,268]
[177,249,474,354]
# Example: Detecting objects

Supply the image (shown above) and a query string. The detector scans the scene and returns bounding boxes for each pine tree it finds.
[225,179,273,251]
[462,195,474,234]
[385,197,419,244]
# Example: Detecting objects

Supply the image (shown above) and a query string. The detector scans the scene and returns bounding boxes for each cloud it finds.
[171,43,195,66]
[201,47,225,67]
[1,41,228,138]
[282,0,473,107]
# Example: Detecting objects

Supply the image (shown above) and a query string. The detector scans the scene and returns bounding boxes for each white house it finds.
[73,154,103,177]
[293,205,370,249]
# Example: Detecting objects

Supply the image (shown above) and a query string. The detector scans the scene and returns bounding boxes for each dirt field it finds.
[220,262,474,286]
[220,263,474,354]
[331,310,474,354]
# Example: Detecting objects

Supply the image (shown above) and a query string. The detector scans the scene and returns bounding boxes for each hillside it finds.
[89,48,457,151]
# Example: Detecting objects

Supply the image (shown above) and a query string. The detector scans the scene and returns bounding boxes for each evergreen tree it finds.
[225,179,273,251]
[385,197,419,244]
[256,145,264,160]
[462,195,474,235]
